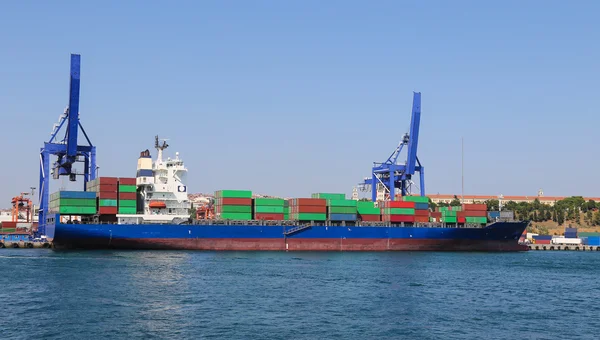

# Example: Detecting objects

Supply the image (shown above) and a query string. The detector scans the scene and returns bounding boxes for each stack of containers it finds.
[311,193,346,200]
[533,235,552,244]
[587,236,600,246]
[430,211,442,222]
[402,196,430,223]
[253,198,285,220]
[323,195,357,221]
[215,190,253,220]
[289,198,327,221]
[118,178,137,214]
[564,227,578,238]
[357,201,381,222]
[1,222,16,233]
[49,191,97,215]
[459,204,488,224]
[439,206,459,224]
[380,201,415,223]
[284,200,290,220]
[87,177,119,215]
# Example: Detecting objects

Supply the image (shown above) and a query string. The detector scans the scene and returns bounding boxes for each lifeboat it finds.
[149,201,167,209]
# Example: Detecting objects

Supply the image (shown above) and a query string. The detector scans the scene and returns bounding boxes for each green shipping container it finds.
[99,199,117,207]
[220,212,252,220]
[1,228,16,233]
[358,207,381,215]
[118,207,137,214]
[254,205,285,213]
[327,199,357,207]
[253,198,285,206]
[401,196,430,204]
[57,198,96,207]
[357,201,375,209]
[311,193,346,200]
[442,210,457,217]
[220,205,252,213]
[58,206,97,214]
[215,190,252,198]
[466,216,487,224]
[294,213,327,221]
[119,200,137,208]
[579,232,600,237]
[329,206,358,214]
[119,185,137,193]
[382,208,415,215]
[443,216,457,223]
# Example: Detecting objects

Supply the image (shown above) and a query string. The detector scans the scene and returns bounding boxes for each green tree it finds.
[587,200,597,211]
[486,199,499,211]
[586,211,593,226]
[428,198,438,210]
[189,206,197,220]
[532,198,541,211]
[450,197,461,206]
[557,209,565,226]
[545,210,551,221]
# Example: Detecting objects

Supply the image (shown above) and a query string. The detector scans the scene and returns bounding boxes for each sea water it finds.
[1,250,599,339]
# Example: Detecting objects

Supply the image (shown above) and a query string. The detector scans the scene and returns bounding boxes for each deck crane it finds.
[37,54,96,236]
[359,92,424,202]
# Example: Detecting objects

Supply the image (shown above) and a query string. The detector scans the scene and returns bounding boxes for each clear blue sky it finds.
[1,0,599,206]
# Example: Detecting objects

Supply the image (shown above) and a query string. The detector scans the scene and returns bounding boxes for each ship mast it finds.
[155,135,169,164]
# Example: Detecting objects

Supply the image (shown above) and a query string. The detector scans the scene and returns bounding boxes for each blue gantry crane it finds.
[359,92,424,201]
[37,54,96,236]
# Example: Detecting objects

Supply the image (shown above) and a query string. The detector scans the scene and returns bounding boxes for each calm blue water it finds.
[1,250,599,339]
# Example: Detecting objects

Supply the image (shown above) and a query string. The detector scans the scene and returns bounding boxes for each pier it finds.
[526,244,600,251]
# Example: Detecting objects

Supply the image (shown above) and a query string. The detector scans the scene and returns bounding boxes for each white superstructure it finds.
[117,136,191,224]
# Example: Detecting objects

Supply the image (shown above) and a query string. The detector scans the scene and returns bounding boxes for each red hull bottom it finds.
[54,238,529,252]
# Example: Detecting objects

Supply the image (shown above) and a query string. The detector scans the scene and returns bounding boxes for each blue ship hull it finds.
[47,218,529,251]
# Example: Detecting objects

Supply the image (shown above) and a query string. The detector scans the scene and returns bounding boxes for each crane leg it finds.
[420,167,425,197]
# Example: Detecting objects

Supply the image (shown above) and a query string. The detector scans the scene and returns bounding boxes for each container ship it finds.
[39,54,528,251]
[45,137,529,252]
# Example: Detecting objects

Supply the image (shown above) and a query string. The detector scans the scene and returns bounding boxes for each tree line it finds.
[429,195,600,227]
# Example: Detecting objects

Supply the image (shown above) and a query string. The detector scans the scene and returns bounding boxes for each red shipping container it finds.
[292,198,326,206]
[1,222,17,228]
[98,192,118,199]
[119,192,137,200]
[464,210,487,217]
[462,204,487,211]
[457,217,466,223]
[386,215,415,223]
[119,177,136,185]
[97,177,118,185]
[430,212,442,218]
[99,207,118,215]
[359,214,380,222]
[295,205,327,213]
[414,216,429,223]
[98,184,118,192]
[383,201,415,208]
[535,240,551,245]
[254,213,284,220]
[220,198,252,205]
[415,210,429,216]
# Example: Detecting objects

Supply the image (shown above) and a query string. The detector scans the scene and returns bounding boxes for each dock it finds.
[526,244,600,251]
[0,241,52,249]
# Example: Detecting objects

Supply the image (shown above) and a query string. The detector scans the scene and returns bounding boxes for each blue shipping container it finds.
[414,203,429,210]
[565,232,578,239]
[488,212,500,219]
[587,236,600,246]
[533,235,553,240]
[56,191,96,199]
[565,227,578,233]
[328,213,357,221]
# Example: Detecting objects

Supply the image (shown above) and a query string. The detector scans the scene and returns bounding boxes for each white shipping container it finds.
[527,233,539,239]
[552,237,581,245]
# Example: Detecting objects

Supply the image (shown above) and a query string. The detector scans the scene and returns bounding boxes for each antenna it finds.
[461,137,464,204]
